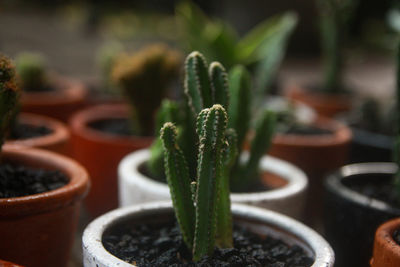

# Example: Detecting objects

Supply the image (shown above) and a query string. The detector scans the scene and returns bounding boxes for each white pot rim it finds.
[119,149,308,202]
[83,201,334,267]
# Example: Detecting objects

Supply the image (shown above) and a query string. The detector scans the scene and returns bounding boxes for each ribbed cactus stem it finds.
[193,104,228,261]
[160,122,196,249]
[209,62,229,110]
[184,51,212,115]
[228,65,251,152]
[243,110,276,185]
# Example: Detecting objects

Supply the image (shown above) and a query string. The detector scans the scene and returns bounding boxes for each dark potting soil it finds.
[393,229,400,245]
[343,174,400,208]
[88,118,132,136]
[103,222,314,267]
[9,122,52,140]
[282,124,332,136]
[0,163,68,198]
[23,85,55,92]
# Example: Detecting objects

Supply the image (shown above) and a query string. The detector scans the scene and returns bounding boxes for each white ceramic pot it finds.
[82,202,334,267]
[118,149,308,219]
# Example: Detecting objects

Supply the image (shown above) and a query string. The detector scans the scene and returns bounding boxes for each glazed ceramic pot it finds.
[70,104,153,217]
[0,147,90,267]
[285,84,352,118]
[269,116,351,226]
[118,149,308,220]
[21,76,87,122]
[4,113,70,155]
[348,126,393,163]
[82,202,334,267]
[371,218,400,267]
[324,162,400,267]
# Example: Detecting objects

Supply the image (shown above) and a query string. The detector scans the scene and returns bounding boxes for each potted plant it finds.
[119,52,308,220]
[286,0,358,117]
[15,52,87,122]
[371,217,400,267]
[0,54,90,267]
[70,44,181,217]
[324,44,400,267]
[83,104,334,266]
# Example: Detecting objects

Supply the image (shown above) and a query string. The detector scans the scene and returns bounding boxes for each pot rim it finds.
[5,112,70,149]
[325,162,400,214]
[0,147,90,217]
[20,75,86,105]
[69,104,153,146]
[371,217,400,266]
[82,201,334,267]
[118,149,308,202]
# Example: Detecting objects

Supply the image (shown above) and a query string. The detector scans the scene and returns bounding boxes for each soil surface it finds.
[282,124,332,136]
[393,229,400,245]
[9,122,52,140]
[23,85,56,92]
[0,163,68,198]
[88,118,132,136]
[103,222,314,267]
[343,174,400,208]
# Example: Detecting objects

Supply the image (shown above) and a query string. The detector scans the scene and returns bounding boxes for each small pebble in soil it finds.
[103,222,314,267]
[89,118,132,136]
[0,163,68,198]
[9,122,52,140]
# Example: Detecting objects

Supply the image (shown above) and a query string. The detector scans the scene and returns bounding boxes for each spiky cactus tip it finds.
[0,54,19,152]
[15,52,47,92]
[112,44,182,136]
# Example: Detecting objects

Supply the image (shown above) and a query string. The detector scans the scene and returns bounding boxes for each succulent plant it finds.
[0,54,20,153]
[316,0,358,93]
[161,104,235,261]
[15,52,48,92]
[148,51,276,192]
[112,44,182,136]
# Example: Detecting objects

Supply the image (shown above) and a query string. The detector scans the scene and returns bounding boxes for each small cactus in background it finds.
[112,44,182,136]
[0,54,20,153]
[161,104,234,261]
[148,51,276,192]
[96,41,123,94]
[15,52,48,92]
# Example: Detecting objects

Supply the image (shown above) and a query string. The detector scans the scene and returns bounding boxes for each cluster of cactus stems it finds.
[148,51,276,191]
[161,104,236,261]
[0,54,20,154]
[316,0,358,93]
[111,44,182,136]
[15,52,48,92]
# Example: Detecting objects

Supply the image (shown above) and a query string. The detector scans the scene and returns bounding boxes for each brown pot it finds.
[21,76,87,122]
[4,113,70,155]
[0,259,24,267]
[0,147,90,267]
[371,218,400,267]
[70,104,153,217]
[268,116,352,226]
[285,84,352,118]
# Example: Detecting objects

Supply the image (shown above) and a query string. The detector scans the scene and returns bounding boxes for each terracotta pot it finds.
[324,162,400,267]
[0,259,24,267]
[82,202,334,267]
[4,113,70,155]
[70,104,153,217]
[268,116,351,226]
[371,218,400,267]
[118,149,308,220]
[0,147,90,267]
[285,84,352,118]
[21,76,87,122]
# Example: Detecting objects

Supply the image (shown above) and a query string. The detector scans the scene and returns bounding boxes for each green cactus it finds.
[15,52,48,92]
[112,44,182,136]
[96,41,123,95]
[161,104,233,261]
[0,54,20,153]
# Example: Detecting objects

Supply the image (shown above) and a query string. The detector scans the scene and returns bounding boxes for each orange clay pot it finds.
[0,147,90,267]
[70,104,153,217]
[268,116,352,225]
[0,259,24,267]
[371,218,400,267]
[4,113,70,155]
[21,76,87,122]
[285,84,352,118]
